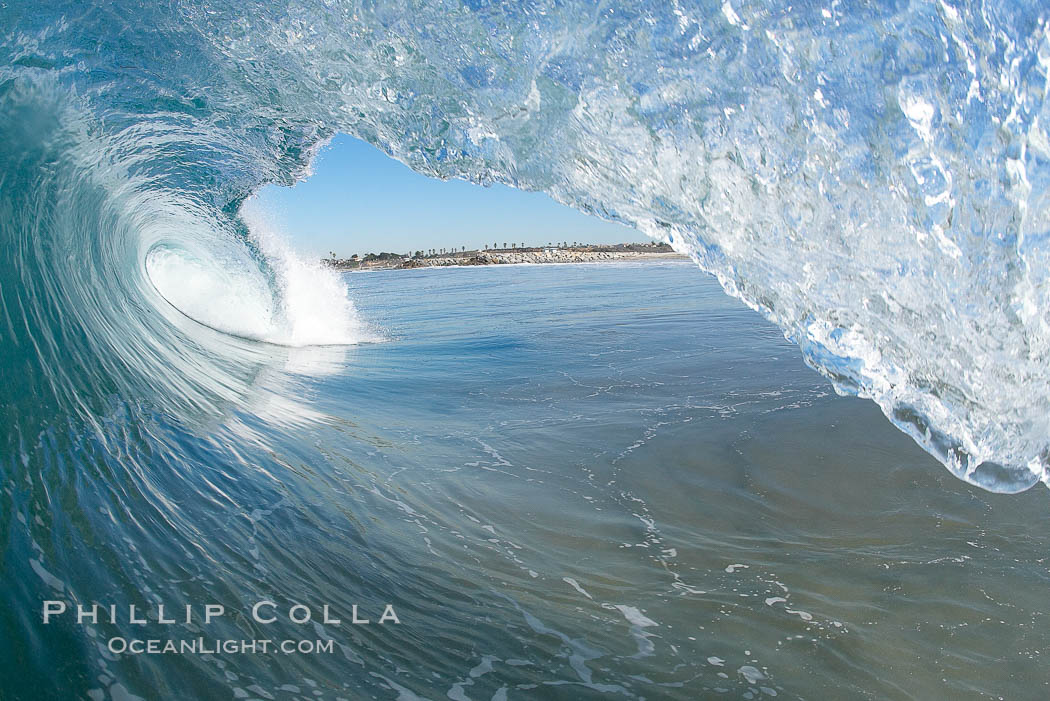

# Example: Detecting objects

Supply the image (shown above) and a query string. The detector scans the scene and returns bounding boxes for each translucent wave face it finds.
[2,0,1049,491]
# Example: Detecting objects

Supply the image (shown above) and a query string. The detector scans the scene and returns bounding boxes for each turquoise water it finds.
[3,0,1049,488]
[7,261,1047,699]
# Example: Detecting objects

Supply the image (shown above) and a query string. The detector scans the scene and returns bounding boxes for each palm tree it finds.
[502,242,507,249]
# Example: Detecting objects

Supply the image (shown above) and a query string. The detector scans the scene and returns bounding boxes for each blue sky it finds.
[250,134,645,258]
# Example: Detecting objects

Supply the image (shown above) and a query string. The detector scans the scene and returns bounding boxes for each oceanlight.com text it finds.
[107,637,336,655]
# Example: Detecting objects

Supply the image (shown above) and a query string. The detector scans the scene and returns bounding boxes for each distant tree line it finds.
[325,240,672,264]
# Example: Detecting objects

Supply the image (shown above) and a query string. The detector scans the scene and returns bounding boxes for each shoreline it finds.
[326,248,690,272]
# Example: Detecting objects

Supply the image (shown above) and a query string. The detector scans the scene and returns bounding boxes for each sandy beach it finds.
[326,245,690,271]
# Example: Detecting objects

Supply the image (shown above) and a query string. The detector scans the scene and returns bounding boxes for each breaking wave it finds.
[2,0,1049,491]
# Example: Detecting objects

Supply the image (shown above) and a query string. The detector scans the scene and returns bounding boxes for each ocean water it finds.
[3,1,1050,698]
[3,0,1049,490]
[7,261,1048,699]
